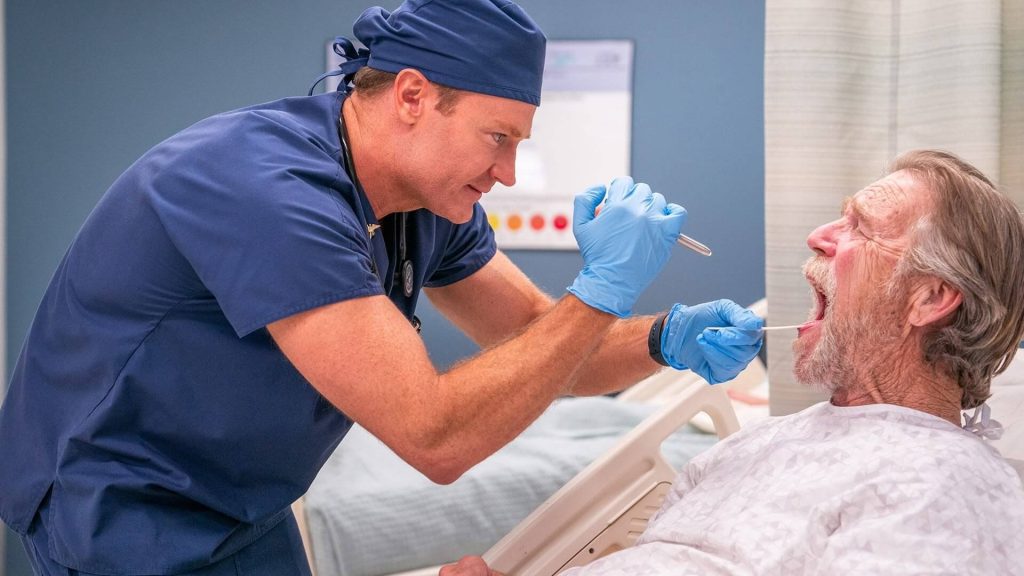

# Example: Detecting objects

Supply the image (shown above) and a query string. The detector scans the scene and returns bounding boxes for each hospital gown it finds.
[564,402,1024,575]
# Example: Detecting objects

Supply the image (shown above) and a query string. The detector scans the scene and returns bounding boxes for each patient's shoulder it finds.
[830,405,1024,515]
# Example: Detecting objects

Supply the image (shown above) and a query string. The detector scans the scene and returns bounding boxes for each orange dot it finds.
[530,214,545,230]
[507,214,523,230]
[553,214,568,230]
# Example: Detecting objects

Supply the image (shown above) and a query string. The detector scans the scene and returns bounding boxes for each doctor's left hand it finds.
[438,556,504,576]
[659,300,763,384]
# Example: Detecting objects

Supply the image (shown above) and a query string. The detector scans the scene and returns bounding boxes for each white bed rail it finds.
[483,377,739,575]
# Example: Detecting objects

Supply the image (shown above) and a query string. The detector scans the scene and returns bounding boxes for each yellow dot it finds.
[488,213,501,230]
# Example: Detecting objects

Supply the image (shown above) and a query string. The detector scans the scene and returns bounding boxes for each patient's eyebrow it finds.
[841,195,874,224]
[841,197,861,219]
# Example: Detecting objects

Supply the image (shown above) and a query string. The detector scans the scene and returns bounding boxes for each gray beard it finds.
[794,313,857,394]
[794,292,906,394]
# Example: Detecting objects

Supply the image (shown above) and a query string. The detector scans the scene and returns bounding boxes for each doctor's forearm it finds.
[415,295,617,481]
[566,315,663,396]
[267,292,616,485]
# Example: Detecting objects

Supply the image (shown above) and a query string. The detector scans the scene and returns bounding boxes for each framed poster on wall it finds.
[479,39,633,249]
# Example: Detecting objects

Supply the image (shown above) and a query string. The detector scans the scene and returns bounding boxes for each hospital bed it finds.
[480,363,756,576]
[293,321,1024,576]
[295,366,754,576]
[293,299,769,576]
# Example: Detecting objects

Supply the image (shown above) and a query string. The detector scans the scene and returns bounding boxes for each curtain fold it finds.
[764,0,1022,415]
[1004,0,1024,200]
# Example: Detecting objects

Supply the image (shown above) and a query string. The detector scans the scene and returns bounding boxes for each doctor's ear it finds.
[393,68,430,124]
[908,276,962,328]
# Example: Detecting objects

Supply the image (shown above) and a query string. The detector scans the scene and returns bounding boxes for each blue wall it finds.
[3,1,764,572]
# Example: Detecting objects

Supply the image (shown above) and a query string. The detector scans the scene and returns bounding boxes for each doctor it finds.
[0,0,763,574]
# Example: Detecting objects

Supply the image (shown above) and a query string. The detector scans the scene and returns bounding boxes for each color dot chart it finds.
[478,39,633,250]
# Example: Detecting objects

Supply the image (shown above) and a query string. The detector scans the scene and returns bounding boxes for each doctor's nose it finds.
[807,220,839,257]
[491,149,517,188]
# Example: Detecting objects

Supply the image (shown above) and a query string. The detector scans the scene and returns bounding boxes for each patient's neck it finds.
[830,351,962,426]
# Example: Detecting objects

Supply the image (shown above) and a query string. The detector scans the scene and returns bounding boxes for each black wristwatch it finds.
[648,312,670,366]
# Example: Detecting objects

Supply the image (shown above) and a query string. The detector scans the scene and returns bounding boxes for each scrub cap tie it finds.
[308,38,372,96]
[310,0,546,105]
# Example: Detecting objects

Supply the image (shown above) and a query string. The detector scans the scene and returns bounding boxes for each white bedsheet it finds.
[564,401,1024,576]
[304,396,717,576]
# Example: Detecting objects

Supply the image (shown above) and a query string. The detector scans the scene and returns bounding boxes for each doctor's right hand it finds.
[660,300,763,384]
[567,177,687,317]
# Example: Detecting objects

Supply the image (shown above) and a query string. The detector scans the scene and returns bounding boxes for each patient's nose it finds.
[807,220,838,257]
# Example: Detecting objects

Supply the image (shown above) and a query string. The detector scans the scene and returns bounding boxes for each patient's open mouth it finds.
[798,280,829,336]
[813,287,828,321]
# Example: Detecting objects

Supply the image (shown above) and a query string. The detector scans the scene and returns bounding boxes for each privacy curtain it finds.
[764,0,1024,415]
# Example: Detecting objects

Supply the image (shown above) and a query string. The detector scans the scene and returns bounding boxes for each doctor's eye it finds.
[492,133,507,145]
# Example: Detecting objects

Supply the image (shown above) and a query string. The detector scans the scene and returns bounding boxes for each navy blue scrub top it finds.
[0,91,496,574]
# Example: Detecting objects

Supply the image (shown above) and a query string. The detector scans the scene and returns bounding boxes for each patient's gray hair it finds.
[889,150,1024,409]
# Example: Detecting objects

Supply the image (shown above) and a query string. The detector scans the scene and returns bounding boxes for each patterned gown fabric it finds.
[563,402,1024,575]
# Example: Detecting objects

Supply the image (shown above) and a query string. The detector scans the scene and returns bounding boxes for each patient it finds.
[441,150,1024,575]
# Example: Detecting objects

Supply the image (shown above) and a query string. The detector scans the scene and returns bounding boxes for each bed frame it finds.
[479,303,766,575]
[293,362,757,576]
[294,301,767,576]
[482,371,742,575]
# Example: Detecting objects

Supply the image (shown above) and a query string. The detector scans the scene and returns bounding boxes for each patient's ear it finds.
[908,277,962,327]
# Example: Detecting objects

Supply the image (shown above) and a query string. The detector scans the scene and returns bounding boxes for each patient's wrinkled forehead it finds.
[849,171,927,236]
[856,178,908,215]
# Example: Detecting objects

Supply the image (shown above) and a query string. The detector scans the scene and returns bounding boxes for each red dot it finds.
[553,215,568,230]
[530,214,545,230]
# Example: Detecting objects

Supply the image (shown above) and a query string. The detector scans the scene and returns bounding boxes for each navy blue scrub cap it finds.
[316,0,546,105]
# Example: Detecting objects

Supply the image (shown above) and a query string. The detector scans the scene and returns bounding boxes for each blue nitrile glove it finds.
[661,300,764,384]
[567,177,687,317]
